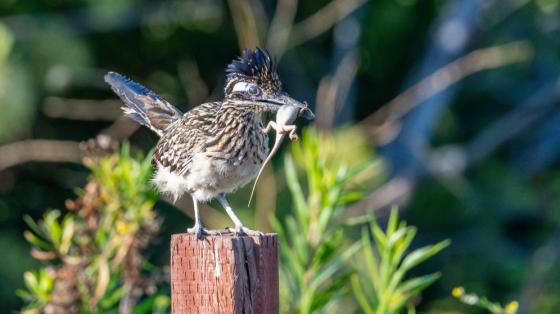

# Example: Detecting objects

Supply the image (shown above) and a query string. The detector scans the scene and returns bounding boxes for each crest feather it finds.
[226,47,276,78]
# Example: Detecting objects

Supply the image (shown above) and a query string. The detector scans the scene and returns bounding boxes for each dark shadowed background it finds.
[0,0,559,312]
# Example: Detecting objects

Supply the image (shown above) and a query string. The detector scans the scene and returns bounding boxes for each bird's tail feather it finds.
[104,71,183,136]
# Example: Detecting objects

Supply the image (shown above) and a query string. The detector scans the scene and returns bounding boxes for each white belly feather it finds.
[152,152,261,203]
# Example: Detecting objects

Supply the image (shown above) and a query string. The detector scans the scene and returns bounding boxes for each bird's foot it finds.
[226,225,264,237]
[187,224,219,240]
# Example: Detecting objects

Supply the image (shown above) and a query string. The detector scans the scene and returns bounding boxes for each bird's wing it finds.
[105,72,183,136]
[180,102,221,131]
[153,102,221,175]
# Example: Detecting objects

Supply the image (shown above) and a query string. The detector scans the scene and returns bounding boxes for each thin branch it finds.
[1,1,224,41]
[480,0,530,29]
[427,79,560,178]
[177,60,209,107]
[0,140,82,172]
[288,0,368,49]
[0,111,140,172]
[345,176,414,219]
[249,0,269,39]
[43,97,122,121]
[266,0,299,58]
[348,77,560,217]
[361,40,534,144]
[315,50,359,129]
[227,0,262,49]
[100,116,141,141]
[465,86,559,166]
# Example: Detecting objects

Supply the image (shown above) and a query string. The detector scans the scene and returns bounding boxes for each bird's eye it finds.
[248,86,260,96]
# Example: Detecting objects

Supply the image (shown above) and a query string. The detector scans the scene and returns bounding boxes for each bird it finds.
[104,47,314,238]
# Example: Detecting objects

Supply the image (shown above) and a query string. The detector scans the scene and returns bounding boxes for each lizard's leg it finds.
[282,125,298,140]
[262,121,278,133]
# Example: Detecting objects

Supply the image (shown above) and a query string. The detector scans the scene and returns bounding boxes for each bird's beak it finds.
[271,93,315,120]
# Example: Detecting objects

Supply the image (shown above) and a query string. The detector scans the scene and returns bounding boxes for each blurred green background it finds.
[0,0,559,312]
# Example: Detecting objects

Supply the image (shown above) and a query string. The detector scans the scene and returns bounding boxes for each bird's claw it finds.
[187,224,219,240]
[226,226,264,237]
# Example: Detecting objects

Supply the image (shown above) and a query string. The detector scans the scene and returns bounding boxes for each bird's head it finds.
[224,47,314,120]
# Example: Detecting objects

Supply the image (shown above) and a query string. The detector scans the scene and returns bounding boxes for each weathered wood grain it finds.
[171,233,278,314]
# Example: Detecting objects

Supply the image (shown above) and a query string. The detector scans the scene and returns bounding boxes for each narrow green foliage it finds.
[18,144,169,313]
[352,208,450,314]
[274,129,377,314]
[133,294,171,314]
[451,287,519,314]
[16,269,54,310]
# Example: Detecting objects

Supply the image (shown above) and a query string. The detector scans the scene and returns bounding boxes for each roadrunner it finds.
[105,48,314,238]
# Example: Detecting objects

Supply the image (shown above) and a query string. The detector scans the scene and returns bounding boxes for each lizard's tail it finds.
[247,156,270,207]
[248,136,284,207]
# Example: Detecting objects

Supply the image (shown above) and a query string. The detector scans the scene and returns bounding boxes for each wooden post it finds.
[170,233,279,314]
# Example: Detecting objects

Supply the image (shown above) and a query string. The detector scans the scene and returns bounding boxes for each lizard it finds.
[247,102,308,206]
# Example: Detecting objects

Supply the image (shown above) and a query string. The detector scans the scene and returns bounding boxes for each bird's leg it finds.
[217,194,263,236]
[187,195,215,239]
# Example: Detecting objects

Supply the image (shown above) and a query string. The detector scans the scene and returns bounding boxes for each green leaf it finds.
[99,285,124,309]
[370,220,386,253]
[344,212,376,226]
[16,289,33,302]
[361,227,379,290]
[38,270,53,295]
[392,226,416,266]
[400,239,450,271]
[407,304,417,314]
[393,227,416,263]
[396,273,441,298]
[134,294,171,314]
[281,242,306,282]
[43,210,62,246]
[317,203,335,235]
[24,231,53,251]
[284,154,309,222]
[59,214,75,255]
[23,215,45,237]
[343,161,374,183]
[338,191,364,205]
[386,207,399,237]
[152,295,171,314]
[387,227,408,248]
[23,271,38,291]
[351,274,376,314]
[285,216,308,264]
[309,242,361,291]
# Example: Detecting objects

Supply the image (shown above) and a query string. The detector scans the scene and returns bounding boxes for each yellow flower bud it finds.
[505,300,519,314]
[451,287,465,298]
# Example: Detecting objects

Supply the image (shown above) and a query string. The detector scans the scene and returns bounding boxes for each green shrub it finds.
[352,208,449,314]
[273,128,373,314]
[275,129,449,314]
[18,143,169,313]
